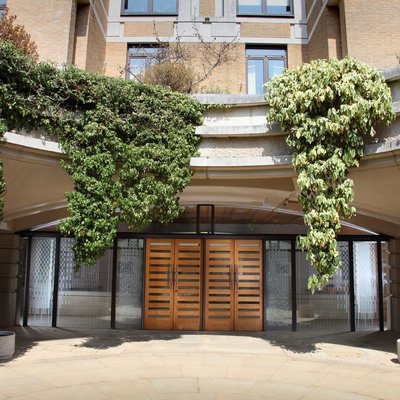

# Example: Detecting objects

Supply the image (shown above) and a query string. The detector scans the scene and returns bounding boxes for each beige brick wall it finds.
[105,42,127,77]
[341,0,400,69]
[73,4,89,70]
[8,0,77,64]
[85,5,107,72]
[200,0,215,17]
[240,23,291,39]
[287,44,305,69]
[191,43,247,94]
[307,6,342,62]
[124,21,174,37]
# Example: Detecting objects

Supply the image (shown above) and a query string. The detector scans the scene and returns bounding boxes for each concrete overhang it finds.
[2,70,400,236]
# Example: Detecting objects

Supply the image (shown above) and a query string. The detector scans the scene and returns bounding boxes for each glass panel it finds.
[238,0,262,14]
[267,0,291,15]
[268,59,285,80]
[28,238,56,327]
[247,58,264,94]
[354,241,379,331]
[382,242,391,330]
[116,239,144,329]
[128,57,147,80]
[57,238,112,328]
[296,242,350,331]
[246,48,287,57]
[153,0,176,13]
[265,240,292,330]
[125,0,148,13]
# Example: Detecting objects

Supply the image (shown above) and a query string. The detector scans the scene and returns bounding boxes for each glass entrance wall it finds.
[296,242,351,331]
[264,240,292,330]
[115,239,144,329]
[22,233,389,332]
[57,238,113,328]
[354,241,379,331]
[28,237,56,326]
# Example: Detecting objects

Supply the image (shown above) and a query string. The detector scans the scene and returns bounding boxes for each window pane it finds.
[382,242,391,330]
[0,0,7,5]
[247,59,264,94]
[268,59,285,80]
[125,0,148,13]
[238,0,262,14]
[265,241,292,330]
[246,48,287,57]
[116,239,144,329]
[153,0,176,13]
[296,242,350,331]
[28,238,56,327]
[57,238,112,329]
[128,58,147,80]
[267,0,291,15]
[354,241,379,331]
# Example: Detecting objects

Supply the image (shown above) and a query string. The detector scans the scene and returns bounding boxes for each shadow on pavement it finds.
[1,326,399,363]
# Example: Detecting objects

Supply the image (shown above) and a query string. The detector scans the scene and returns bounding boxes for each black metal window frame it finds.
[122,0,179,16]
[246,46,287,94]
[21,231,390,332]
[237,0,294,18]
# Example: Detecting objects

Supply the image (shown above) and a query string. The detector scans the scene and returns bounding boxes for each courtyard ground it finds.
[0,328,399,400]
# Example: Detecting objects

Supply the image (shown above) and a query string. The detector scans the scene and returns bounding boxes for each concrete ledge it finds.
[196,123,283,137]
[382,66,400,82]
[191,155,292,167]
[4,132,63,154]
[193,93,266,106]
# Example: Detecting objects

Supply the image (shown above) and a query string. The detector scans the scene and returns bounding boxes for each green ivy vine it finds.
[0,40,203,267]
[265,58,394,292]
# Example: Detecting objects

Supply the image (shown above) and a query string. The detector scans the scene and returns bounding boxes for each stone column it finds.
[389,239,400,333]
[0,234,22,327]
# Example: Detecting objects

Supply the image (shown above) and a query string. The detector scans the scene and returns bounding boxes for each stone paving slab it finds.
[0,328,399,400]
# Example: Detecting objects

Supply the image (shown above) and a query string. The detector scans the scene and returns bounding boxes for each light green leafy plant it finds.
[265,58,394,292]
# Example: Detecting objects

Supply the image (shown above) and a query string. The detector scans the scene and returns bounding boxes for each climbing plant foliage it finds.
[0,40,203,267]
[265,58,394,292]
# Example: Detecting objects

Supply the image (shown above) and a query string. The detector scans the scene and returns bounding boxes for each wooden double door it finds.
[144,238,263,331]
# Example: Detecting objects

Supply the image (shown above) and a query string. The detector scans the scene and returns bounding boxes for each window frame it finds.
[246,47,287,94]
[126,45,163,80]
[0,0,7,16]
[237,0,294,18]
[122,0,179,16]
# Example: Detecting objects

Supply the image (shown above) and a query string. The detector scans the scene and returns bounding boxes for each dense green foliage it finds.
[0,40,203,267]
[265,58,394,292]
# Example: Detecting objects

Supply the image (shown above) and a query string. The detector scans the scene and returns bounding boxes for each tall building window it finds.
[0,0,7,16]
[127,46,161,80]
[123,0,178,15]
[238,0,293,16]
[246,47,286,94]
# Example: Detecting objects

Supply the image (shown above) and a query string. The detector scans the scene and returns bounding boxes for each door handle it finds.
[230,265,235,290]
[175,265,178,290]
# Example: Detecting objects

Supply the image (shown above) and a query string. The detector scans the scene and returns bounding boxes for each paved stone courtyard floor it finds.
[0,328,399,400]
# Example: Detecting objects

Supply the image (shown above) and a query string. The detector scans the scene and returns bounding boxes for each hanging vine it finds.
[265,58,394,292]
[0,40,203,267]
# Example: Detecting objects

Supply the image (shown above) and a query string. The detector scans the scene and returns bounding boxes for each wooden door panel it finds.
[234,240,263,331]
[174,239,202,330]
[205,240,235,331]
[144,239,174,330]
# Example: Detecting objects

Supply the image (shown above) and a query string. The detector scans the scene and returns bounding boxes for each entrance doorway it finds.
[144,238,263,331]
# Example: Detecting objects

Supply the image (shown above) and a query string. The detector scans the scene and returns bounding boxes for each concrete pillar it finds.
[389,239,400,333]
[0,234,22,328]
